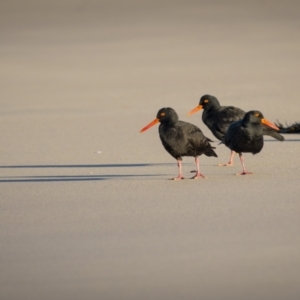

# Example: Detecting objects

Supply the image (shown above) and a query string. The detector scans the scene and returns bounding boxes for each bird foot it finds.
[191,173,206,179]
[171,176,185,180]
[236,171,253,175]
[218,162,233,167]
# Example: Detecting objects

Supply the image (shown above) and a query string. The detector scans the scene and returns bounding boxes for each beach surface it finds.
[1,1,300,299]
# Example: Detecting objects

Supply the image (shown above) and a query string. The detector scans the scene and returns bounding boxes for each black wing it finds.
[212,106,245,141]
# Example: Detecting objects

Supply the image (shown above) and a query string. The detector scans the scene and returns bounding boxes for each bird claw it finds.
[171,176,184,180]
[236,171,253,175]
[191,173,206,179]
[218,162,233,167]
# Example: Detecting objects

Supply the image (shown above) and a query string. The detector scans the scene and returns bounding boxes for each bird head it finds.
[187,94,220,116]
[245,110,279,130]
[140,107,178,132]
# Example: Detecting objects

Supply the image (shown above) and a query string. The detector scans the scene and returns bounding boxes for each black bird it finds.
[224,110,280,175]
[188,94,284,166]
[275,121,300,133]
[140,107,217,180]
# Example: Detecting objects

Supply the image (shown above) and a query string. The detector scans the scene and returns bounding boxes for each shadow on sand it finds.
[0,174,165,183]
[0,163,174,183]
[265,139,300,142]
[0,163,170,169]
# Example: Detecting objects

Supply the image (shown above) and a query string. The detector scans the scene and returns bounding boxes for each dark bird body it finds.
[224,110,280,175]
[188,94,284,166]
[140,107,217,180]
[201,101,245,141]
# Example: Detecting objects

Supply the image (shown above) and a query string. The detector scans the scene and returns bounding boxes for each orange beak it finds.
[261,118,279,131]
[187,105,203,116]
[140,118,159,133]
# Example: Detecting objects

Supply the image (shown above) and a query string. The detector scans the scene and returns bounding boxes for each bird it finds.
[140,107,217,180]
[275,121,300,133]
[187,94,284,166]
[224,110,280,175]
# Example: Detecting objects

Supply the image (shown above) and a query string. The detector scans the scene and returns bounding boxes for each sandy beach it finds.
[1,1,300,299]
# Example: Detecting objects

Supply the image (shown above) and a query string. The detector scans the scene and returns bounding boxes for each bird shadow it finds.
[264,139,300,142]
[0,163,172,169]
[0,174,165,183]
[0,163,173,183]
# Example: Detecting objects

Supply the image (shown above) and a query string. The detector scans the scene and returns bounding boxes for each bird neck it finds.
[206,101,221,112]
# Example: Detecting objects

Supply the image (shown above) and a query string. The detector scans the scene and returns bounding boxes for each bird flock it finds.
[140,94,284,180]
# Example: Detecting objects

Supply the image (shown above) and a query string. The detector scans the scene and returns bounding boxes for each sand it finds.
[1,1,300,299]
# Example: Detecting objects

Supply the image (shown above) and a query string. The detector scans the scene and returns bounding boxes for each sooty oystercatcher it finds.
[188,94,284,166]
[224,110,280,175]
[140,107,217,180]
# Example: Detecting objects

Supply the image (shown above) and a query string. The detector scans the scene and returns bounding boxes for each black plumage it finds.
[188,94,284,166]
[275,121,300,133]
[224,110,280,175]
[140,107,217,180]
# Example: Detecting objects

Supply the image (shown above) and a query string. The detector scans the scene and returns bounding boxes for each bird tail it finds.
[204,146,218,157]
[275,121,300,134]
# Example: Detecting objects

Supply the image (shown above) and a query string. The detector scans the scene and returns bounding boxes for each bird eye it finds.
[204,99,209,103]
[161,112,165,116]
[255,113,260,117]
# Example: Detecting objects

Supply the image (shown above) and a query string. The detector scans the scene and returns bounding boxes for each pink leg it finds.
[191,156,206,179]
[237,153,252,175]
[172,160,184,180]
[218,150,235,166]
